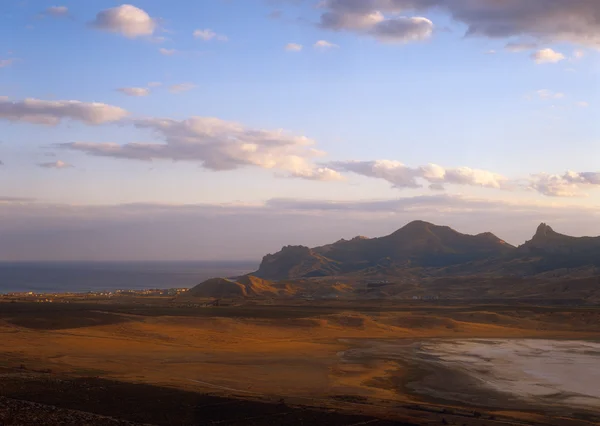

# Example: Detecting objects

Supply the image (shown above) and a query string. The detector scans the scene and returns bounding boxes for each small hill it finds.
[188,278,248,298]
[187,275,280,299]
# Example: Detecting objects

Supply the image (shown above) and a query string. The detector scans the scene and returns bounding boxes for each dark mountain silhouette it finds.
[188,222,600,303]
[254,220,515,280]
[517,223,600,273]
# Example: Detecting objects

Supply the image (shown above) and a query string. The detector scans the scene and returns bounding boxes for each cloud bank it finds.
[328,160,510,190]
[62,116,342,181]
[2,195,600,261]
[318,0,600,46]
[0,98,128,125]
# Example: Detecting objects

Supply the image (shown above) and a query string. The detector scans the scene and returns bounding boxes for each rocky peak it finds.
[534,223,556,239]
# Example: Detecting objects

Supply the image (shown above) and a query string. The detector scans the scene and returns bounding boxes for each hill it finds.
[186,222,600,303]
[254,220,515,280]
[187,278,249,298]
[187,275,283,299]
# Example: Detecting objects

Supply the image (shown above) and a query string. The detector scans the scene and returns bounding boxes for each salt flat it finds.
[419,339,600,411]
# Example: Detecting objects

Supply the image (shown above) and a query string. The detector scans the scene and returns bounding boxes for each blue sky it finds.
[1,0,599,260]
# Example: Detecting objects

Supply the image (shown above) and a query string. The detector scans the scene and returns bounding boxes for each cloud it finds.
[320,6,434,43]
[147,82,162,87]
[4,195,600,261]
[61,116,342,181]
[0,97,128,125]
[44,6,69,17]
[90,4,156,38]
[484,49,496,55]
[369,17,433,43]
[529,172,600,197]
[193,29,228,41]
[314,40,339,49]
[168,83,197,94]
[117,87,150,97]
[318,0,600,46]
[531,48,565,64]
[327,160,510,190]
[536,89,565,100]
[285,43,303,51]
[0,59,16,68]
[576,101,590,108]
[328,160,600,198]
[505,42,538,52]
[38,160,72,169]
[158,48,176,56]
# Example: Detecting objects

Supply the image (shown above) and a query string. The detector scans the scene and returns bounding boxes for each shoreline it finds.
[338,338,600,420]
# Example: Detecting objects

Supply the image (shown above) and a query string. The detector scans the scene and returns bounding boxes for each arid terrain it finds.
[1,296,600,425]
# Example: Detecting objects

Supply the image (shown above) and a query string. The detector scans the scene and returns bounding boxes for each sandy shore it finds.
[341,338,600,416]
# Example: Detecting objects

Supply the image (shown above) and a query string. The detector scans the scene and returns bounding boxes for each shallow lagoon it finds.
[341,339,600,412]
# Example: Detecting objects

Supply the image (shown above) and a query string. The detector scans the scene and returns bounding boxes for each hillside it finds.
[254,221,515,279]
[187,278,249,298]
[254,245,340,280]
[186,222,600,303]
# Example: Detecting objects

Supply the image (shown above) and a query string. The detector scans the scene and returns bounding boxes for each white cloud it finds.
[117,87,150,97]
[484,49,496,55]
[90,4,156,38]
[285,43,303,52]
[576,101,590,108]
[314,40,339,49]
[0,98,128,125]
[62,116,342,181]
[370,17,433,43]
[45,6,69,17]
[38,160,72,169]
[0,59,16,68]
[529,172,600,197]
[193,29,228,41]
[168,83,197,94]
[320,6,433,44]
[158,48,176,56]
[573,49,586,60]
[328,160,600,198]
[327,160,510,190]
[531,48,565,64]
[536,89,565,100]
[318,1,600,46]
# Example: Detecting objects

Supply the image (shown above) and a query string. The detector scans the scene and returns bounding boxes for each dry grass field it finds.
[1,300,600,425]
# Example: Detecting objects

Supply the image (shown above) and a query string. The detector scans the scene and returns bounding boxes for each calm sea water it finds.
[0,261,258,294]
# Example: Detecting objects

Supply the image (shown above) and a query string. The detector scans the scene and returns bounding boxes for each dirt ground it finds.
[1,300,600,425]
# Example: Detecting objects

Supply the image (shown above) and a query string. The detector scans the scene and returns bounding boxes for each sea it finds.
[0,261,258,294]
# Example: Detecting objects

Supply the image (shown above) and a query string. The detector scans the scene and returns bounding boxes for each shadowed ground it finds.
[1,300,600,425]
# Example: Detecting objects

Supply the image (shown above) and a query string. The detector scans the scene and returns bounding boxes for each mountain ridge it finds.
[253,221,600,280]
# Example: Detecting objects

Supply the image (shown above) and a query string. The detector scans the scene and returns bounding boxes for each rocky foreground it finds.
[0,396,148,425]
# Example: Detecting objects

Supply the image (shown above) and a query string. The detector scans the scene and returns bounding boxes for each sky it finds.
[0,0,599,261]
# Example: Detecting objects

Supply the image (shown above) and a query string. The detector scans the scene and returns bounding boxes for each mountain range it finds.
[253,221,600,280]
[185,221,600,303]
